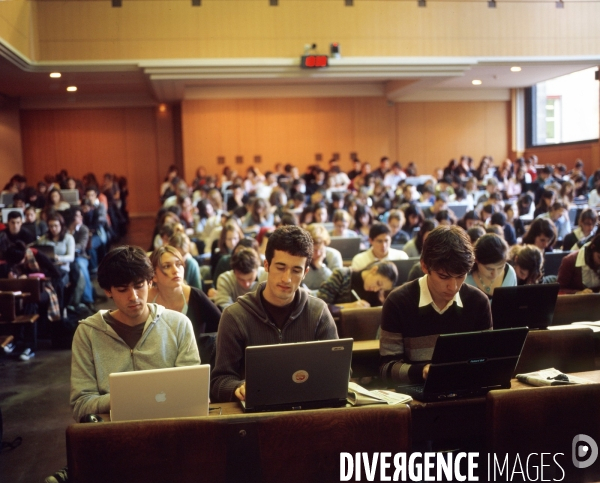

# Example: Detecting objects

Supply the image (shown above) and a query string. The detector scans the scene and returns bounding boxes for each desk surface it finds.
[99,371,600,442]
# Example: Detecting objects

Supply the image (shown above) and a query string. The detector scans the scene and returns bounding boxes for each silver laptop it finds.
[243,338,353,413]
[109,365,210,422]
[2,208,24,224]
[60,189,80,204]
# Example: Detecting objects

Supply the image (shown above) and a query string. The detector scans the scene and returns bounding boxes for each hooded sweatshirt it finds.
[70,303,200,422]
[210,282,338,403]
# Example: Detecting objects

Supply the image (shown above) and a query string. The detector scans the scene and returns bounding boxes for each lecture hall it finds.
[1,1,600,482]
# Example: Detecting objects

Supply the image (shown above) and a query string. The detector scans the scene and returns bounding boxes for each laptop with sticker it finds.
[109,365,210,422]
[242,338,353,413]
[397,328,528,402]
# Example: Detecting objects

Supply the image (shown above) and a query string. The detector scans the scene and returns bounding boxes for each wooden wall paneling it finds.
[395,103,426,169]
[524,142,599,171]
[123,108,160,215]
[0,0,34,60]
[395,101,509,176]
[21,108,161,216]
[21,110,59,183]
[237,99,258,174]
[34,0,600,61]
[155,105,178,190]
[0,100,24,185]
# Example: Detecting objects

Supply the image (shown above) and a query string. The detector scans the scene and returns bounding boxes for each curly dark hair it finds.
[265,225,313,269]
[98,245,154,290]
[421,225,474,276]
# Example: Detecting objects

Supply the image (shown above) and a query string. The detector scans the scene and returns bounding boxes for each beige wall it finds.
[182,97,509,180]
[0,98,24,186]
[34,0,600,61]
[0,0,33,60]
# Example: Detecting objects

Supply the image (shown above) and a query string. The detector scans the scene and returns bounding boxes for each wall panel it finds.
[181,97,395,181]
[20,108,162,215]
[0,0,33,59]
[524,142,600,172]
[34,0,600,61]
[0,99,24,185]
[395,101,510,175]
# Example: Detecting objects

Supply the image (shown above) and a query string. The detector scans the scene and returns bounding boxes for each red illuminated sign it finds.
[301,55,329,69]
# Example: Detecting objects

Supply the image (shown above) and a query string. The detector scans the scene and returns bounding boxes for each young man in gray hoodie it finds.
[210,225,339,403]
[47,245,200,483]
[70,245,201,421]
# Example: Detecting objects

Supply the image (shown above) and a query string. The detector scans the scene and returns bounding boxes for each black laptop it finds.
[328,237,361,261]
[492,283,560,330]
[242,339,353,413]
[397,327,528,402]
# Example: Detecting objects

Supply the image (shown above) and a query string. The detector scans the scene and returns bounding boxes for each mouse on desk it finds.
[79,414,104,423]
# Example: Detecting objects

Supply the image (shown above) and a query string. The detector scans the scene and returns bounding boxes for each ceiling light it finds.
[66,86,77,92]
[472,80,482,85]
[49,72,61,78]
[510,66,522,72]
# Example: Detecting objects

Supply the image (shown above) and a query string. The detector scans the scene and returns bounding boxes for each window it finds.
[527,67,599,147]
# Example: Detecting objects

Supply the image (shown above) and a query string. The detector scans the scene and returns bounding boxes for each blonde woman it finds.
[149,246,221,335]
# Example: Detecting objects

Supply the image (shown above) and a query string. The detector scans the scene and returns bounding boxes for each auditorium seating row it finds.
[66,382,600,483]
[340,294,600,378]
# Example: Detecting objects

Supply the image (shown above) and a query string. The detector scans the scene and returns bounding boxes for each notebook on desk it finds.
[109,365,210,422]
[397,328,529,402]
[242,338,353,413]
[492,284,560,330]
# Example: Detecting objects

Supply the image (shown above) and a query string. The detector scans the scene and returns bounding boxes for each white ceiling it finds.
[1,51,598,108]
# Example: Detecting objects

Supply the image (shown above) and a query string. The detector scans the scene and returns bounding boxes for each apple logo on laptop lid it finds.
[155,391,167,403]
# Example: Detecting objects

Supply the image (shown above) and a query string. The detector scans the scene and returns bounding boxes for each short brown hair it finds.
[421,225,474,276]
[231,247,260,274]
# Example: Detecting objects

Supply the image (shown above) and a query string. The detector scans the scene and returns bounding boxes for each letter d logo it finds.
[572,434,598,469]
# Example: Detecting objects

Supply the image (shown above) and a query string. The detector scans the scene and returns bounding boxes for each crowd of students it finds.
[152,155,600,310]
[0,171,129,360]
[0,155,590,483]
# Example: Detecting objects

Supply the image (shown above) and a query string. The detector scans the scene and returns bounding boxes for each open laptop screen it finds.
[492,284,560,330]
[244,338,353,412]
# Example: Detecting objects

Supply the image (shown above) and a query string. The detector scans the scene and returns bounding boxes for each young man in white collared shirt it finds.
[351,223,408,272]
[379,225,492,386]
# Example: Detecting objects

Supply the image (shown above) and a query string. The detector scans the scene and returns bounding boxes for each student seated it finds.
[210,225,338,403]
[379,226,492,386]
[303,223,343,292]
[521,218,558,253]
[562,208,597,251]
[509,244,544,285]
[213,247,267,309]
[316,261,398,309]
[557,232,600,293]
[148,245,221,335]
[45,246,200,483]
[465,233,516,298]
[351,223,408,272]
[402,219,437,258]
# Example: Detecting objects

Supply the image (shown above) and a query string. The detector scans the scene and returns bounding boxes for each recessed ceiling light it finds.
[49,72,61,78]
[510,66,522,72]
[472,80,482,85]
[66,86,77,92]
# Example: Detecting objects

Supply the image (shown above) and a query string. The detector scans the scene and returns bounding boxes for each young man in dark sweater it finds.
[379,225,492,386]
[210,225,339,403]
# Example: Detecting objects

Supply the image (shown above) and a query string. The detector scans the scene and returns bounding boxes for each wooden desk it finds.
[409,370,600,443]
